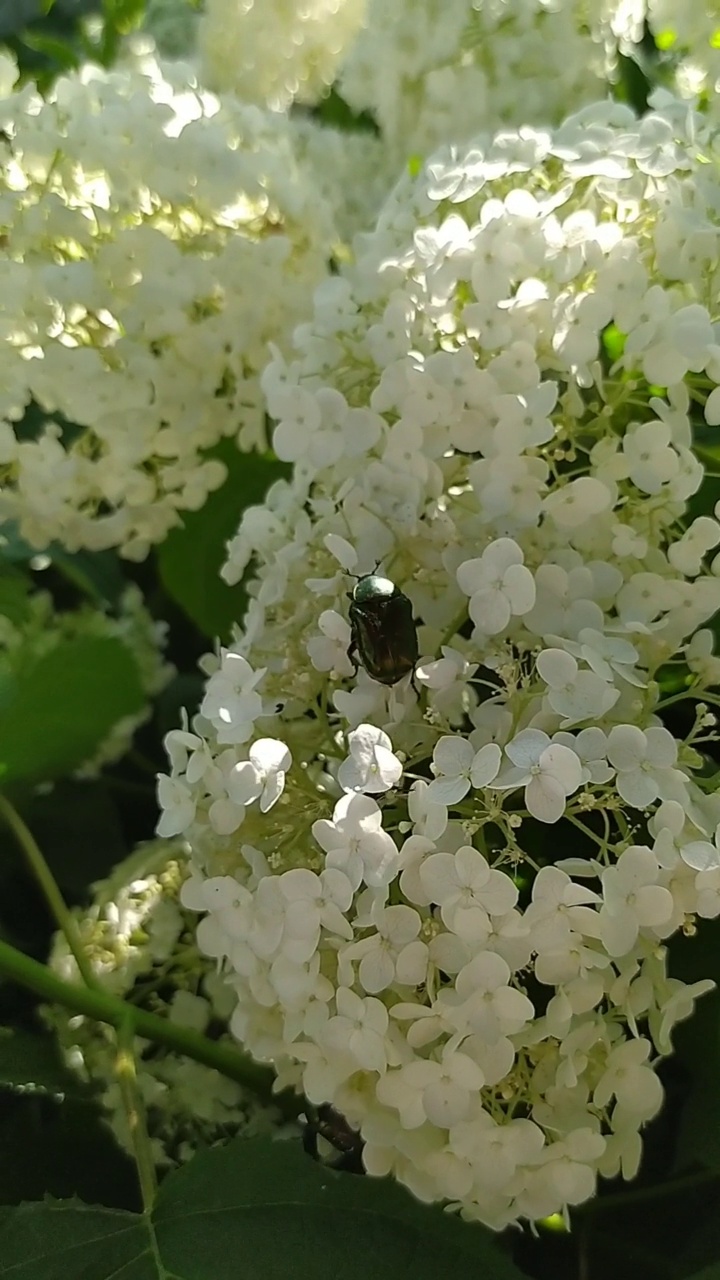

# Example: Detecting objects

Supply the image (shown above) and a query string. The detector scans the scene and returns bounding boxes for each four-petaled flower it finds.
[456,537,536,635]
[495,729,583,823]
[338,723,403,794]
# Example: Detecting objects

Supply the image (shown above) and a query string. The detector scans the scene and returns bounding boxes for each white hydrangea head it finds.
[288,117,397,241]
[44,841,291,1165]
[338,0,613,166]
[159,100,720,1226]
[0,50,334,559]
[198,0,367,110]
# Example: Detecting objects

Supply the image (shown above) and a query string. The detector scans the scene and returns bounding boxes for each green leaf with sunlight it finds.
[0,637,144,784]
[158,442,290,642]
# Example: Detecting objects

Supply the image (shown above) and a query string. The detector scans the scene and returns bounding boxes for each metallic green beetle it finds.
[347,573,419,687]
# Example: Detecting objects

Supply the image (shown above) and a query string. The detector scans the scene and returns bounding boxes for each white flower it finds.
[456,538,536,635]
[156,776,196,838]
[572,629,644,687]
[200,653,266,746]
[342,904,427,993]
[407,780,448,841]
[622,421,680,493]
[525,866,601,953]
[312,792,399,890]
[376,1048,485,1129]
[495,730,583,823]
[279,867,354,961]
[695,868,720,918]
[437,952,535,1043]
[307,610,355,676]
[426,736,502,805]
[321,987,389,1073]
[593,1038,664,1118]
[419,846,518,941]
[521,1129,605,1213]
[338,723,403,794]
[536,647,619,725]
[449,1112,545,1188]
[652,977,715,1053]
[606,725,686,808]
[599,846,674,956]
[552,728,613,785]
[227,739,292,813]
[678,823,720,873]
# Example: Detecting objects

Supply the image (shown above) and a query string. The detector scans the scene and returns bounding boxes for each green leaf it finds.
[0,1201,144,1278]
[0,520,126,607]
[153,1137,520,1279]
[0,1137,526,1279]
[157,443,290,643]
[0,636,145,785]
[0,1027,83,1098]
[0,566,33,629]
[18,30,79,70]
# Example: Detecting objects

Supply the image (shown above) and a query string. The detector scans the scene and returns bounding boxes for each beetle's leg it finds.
[346,639,359,676]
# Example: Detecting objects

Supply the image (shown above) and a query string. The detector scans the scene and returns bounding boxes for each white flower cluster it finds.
[289,118,395,243]
[45,842,290,1165]
[198,0,367,110]
[0,48,334,559]
[338,0,611,166]
[158,99,720,1227]
[0,581,173,775]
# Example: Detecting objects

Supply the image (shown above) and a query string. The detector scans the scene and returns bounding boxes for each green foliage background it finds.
[0,5,719,1280]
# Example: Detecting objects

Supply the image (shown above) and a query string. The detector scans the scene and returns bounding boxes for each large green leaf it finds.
[157,443,289,643]
[0,636,145,784]
[0,1137,525,1279]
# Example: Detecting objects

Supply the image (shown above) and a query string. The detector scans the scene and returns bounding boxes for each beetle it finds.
[347,572,419,687]
[302,1102,364,1174]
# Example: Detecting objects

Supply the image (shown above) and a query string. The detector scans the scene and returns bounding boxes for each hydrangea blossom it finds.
[0,48,334,558]
[159,101,720,1228]
[338,0,612,166]
[44,842,291,1165]
[199,0,366,109]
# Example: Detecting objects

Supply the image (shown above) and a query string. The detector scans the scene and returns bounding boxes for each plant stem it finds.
[114,1019,158,1211]
[0,794,98,990]
[0,936,299,1117]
